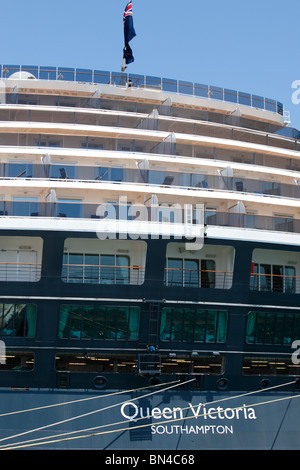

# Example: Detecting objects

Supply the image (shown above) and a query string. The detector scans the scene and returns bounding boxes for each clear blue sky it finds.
[1,0,300,129]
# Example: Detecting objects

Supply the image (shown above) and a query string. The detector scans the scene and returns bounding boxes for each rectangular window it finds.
[58,305,140,340]
[0,304,37,337]
[250,263,296,293]
[165,258,216,288]
[243,357,300,376]
[56,353,136,373]
[160,308,228,343]
[62,253,131,285]
[245,311,300,345]
[0,351,34,371]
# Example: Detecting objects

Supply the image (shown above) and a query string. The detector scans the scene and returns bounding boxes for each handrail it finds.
[0,64,284,116]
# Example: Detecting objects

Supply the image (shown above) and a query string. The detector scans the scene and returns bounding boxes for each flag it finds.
[123,1,136,66]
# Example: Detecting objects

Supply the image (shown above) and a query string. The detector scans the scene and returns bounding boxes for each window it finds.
[161,354,224,375]
[56,353,136,373]
[0,351,34,371]
[0,304,37,337]
[245,311,300,345]
[250,263,296,293]
[165,258,216,288]
[62,253,130,284]
[243,357,300,376]
[58,305,140,340]
[160,308,228,343]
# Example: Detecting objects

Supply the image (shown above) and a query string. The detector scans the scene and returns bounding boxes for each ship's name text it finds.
[120,402,257,422]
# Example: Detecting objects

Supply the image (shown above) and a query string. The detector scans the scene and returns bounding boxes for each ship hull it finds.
[0,388,299,450]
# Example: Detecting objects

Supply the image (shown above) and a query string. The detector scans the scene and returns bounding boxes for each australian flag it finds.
[123,1,136,65]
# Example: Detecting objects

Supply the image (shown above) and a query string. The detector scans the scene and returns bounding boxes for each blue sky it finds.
[1,0,300,129]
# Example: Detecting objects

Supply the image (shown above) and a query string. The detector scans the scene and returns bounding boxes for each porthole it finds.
[93,375,107,389]
[217,378,228,390]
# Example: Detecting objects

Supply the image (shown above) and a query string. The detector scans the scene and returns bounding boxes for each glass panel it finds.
[265,98,276,112]
[178,81,193,95]
[206,311,217,342]
[100,254,114,284]
[184,259,199,287]
[167,259,183,286]
[255,312,266,343]
[0,303,37,337]
[12,197,38,216]
[58,305,140,340]
[68,254,83,283]
[21,66,39,78]
[283,314,293,344]
[50,165,76,179]
[57,67,75,81]
[128,74,144,87]
[116,256,129,284]
[194,83,208,97]
[238,91,251,106]
[171,308,183,341]
[75,68,93,83]
[210,86,223,100]
[194,310,206,342]
[250,263,259,290]
[272,265,283,292]
[39,66,57,80]
[265,312,275,344]
[93,70,111,84]
[0,351,34,371]
[182,309,194,342]
[274,313,284,344]
[224,89,237,103]
[57,199,82,218]
[259,264,272,291]
[201,260,215,288]
[285,266,296,293]
[252,95,264,109]
[84,254,99,283]
[217,311,228,342]
[94,306,106,339]
[245,312,256,344]
[160,308,172,341]
[7,162,33,178]
[163,78,177,93]
[293,315,300,340]
[146,76,161,88]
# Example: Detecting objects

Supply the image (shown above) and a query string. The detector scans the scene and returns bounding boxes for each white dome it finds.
[7,71,36,80]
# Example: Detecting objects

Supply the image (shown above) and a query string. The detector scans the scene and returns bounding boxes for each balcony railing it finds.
[62,264,145,285]
[164,268,233,289]
[0,262,41,282]
[2,163,300,200]
[250,272,299,293]
[1,64,284,116]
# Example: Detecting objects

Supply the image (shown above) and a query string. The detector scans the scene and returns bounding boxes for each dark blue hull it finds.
[0,387,299,450]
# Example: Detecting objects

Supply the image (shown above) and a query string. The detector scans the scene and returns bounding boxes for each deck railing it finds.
[0,64,284,116]
[62,263,145,285]
[0,262,41,282]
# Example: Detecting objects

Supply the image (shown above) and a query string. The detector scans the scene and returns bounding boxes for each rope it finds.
[0,378,191,447]
[1,379,297,450]
[0,379,180,418]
